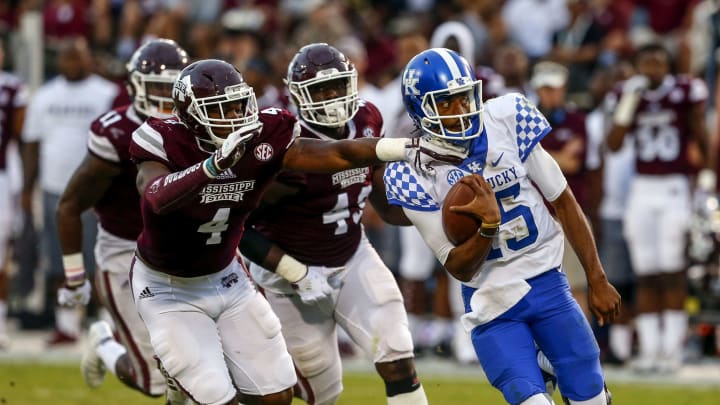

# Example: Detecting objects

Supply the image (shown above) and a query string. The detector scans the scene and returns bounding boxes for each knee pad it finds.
[186,369,235,405]
[290,339,335,378]
[555,356,604,402]
[381,322,414,359]
[497,377,546,405]
[151,330,199,379]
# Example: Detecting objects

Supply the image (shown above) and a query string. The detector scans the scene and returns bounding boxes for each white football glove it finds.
[614,75,650,126]
[621,74,650,94]
[405,137,467,176]
[57,279,92,307]
[292,266,338,306]
[213,121,264,172]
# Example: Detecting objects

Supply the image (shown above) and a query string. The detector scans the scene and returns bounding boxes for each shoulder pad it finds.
[487,93,551,162]
[383,161,440,211]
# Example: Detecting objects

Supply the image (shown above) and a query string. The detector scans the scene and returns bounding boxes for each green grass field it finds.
[1,363,719,404]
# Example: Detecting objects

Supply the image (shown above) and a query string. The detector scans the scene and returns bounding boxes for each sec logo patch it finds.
[254,143,274,161]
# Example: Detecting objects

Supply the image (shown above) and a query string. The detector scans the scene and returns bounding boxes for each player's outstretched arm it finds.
[56,155,122,304]
[282,137,465,174]
[368,165,412,226]
[135,131,248,214]
[550,187,621,326]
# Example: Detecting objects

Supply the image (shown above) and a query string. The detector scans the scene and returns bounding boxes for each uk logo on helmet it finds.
[403,69,420,96]
[254,143,274,161]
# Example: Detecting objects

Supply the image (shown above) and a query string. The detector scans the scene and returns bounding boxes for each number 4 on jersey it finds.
[198,208,231,245]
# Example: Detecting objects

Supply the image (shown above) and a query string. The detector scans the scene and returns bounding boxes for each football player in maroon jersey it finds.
[239,43,428,405]
[607,43,713,373]
[128,56,453,405]
[0,39,28,349]
[55,39,189,399]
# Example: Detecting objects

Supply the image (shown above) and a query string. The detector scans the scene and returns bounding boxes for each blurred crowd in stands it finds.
[1,0,720,372]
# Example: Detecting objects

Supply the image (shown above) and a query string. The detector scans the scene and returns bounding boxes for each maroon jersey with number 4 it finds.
[88,105,145,240]
[610,75,708,176]
[129,108,299,276]
[251,100,383,267]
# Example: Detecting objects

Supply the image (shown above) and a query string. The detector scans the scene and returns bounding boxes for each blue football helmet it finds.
[401,48,483,142]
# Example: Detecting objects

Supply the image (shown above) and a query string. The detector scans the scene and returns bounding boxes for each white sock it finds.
[0,300,7,335]
[97,338,127,375]
[427,318,451,346]
[635,313,660,360]
[519,393,553,404]
[55,307,82,337]
[387,385,428,405]
[609,324,632,360]
[661,310,688,360]
[408,314,430,347]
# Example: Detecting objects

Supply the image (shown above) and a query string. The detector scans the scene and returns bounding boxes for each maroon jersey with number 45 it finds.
[129,107,299,276]
[250,100,383,267]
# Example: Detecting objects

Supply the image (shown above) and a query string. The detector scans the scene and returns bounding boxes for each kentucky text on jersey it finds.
[200,181,256,203]
[332,167,370,188]
[485,166,519,189]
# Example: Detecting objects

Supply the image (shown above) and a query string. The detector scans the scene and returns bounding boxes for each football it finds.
[442,181,481,245]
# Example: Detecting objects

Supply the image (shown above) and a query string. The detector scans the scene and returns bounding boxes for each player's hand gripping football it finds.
[57,279,92,307]
[292,266,339,307]
[448,174,501,224]
[588,277,621,327]
[405,137,466,176]
[212,121,264,172]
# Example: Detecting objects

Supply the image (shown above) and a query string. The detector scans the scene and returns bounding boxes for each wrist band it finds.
[481,220,501,229]
[62,253,85,286]
[375,138,409,161]
[276,254,308,284]
[479,228,498,238]
[203,157,219,178]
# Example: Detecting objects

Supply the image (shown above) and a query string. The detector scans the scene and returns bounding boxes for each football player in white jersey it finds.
[383,48,620,405]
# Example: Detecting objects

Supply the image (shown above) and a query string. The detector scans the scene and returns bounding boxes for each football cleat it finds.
[81,321,113,388]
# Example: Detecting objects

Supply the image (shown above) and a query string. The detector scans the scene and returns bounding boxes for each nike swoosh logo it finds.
[491,152,504,167]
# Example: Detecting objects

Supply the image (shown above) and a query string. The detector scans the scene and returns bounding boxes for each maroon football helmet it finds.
[286,43,358,128]
[172,59,260,149]
[127,38,189,118]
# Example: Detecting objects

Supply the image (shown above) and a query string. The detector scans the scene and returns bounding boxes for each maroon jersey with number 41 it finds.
[129,107,299,276]
[251,100,384,267]
[88,105,145,240]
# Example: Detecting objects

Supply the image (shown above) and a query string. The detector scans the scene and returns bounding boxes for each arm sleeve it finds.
[525,143,568,202]
[142,162,212,215]
[401,207,455,265]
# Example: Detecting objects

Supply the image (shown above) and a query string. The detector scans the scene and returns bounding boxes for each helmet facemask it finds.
[187,83,260,149]
[419,77,484,143]
[288,69,358,128]
[129,69,180,118]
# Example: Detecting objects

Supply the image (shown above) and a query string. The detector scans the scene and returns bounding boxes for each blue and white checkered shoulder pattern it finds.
[514,95,551,162]
[384,161,440,211]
